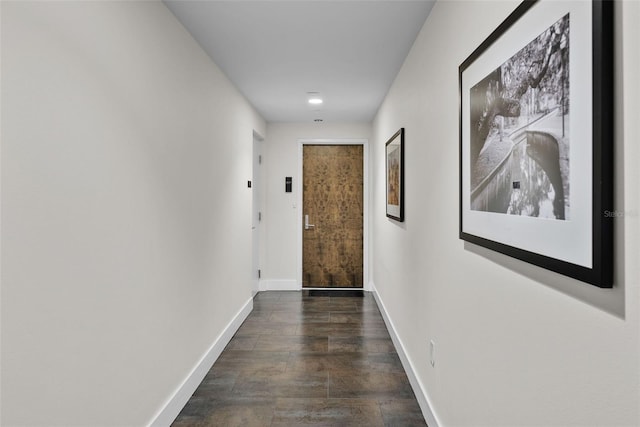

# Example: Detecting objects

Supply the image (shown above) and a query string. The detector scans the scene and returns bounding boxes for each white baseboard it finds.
[148,296,254,427]
[364,279,375,292]
[371,283,441,427]
[259,279,299,291]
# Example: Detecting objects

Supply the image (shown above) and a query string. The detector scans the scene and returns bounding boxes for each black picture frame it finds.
[459,0,613,287]
[386,128,405,222]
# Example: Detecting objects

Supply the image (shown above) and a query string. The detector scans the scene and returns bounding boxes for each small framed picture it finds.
[386,128,404,222]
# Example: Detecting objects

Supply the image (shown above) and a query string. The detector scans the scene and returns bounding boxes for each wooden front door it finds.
[302,145,363,288]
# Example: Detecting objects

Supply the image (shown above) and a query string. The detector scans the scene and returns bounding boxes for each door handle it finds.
[304,214,315,230]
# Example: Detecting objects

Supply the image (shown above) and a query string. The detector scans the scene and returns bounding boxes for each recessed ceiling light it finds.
[307,92,323,106]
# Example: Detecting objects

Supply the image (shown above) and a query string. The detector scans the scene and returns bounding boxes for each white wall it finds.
[372,1,639,426]
[263,122,371,287]
[1,1,265,425]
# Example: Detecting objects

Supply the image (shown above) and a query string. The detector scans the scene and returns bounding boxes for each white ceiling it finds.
[163,0,435,123]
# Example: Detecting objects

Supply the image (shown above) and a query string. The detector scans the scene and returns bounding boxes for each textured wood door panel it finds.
[303,145,363,287]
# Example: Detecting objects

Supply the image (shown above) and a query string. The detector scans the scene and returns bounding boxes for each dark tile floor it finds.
[172,291,427,427]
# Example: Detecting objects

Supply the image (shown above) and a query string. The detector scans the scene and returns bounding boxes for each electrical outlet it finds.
[429,340,435,367]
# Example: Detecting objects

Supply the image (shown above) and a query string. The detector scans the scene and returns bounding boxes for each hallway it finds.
[172,291,427,426]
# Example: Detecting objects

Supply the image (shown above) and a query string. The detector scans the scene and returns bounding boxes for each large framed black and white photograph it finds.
[459,0,613,287]
[386,128,404,222]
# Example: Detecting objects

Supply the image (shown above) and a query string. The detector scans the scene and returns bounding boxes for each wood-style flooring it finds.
[172,291,427,426]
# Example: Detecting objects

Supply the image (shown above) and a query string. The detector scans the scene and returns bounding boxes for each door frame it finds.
[297,139,370,290]
[252,130,264,296]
